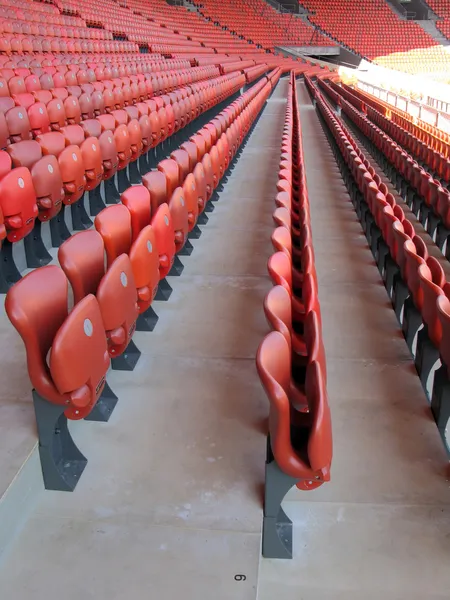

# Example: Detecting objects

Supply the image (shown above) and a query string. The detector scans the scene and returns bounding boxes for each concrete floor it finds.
[0,78,449,600]
[256,82,450,600]
[0,81,288,598]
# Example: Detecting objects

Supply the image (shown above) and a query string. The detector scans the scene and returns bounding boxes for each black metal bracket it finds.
[111,338,141,371]
[0,240,22,292]
[154,277,172,301]
[84,380,118,422]
[178,239,194,256]
[32,390,87,492]
[71,196,93,231]
[262,436,297,559]
[136,305,159,331]
[49,205,72,247]
[128,160,142,185]
[88,186,107,216]
[168,255,184,277]
[188,224,202,239]
[104,176,121,204]
[117,168,131,194]
[23,220,52,268]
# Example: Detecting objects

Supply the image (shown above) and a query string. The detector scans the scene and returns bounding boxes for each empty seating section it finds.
[306,73,450,460]
[193,0,334,50]
[299,0,437,59]
[3,0,283,488]
[256,72,332,560]
[426,0,450,41]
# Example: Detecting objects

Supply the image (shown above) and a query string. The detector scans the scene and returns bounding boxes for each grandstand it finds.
[0,0,448,598]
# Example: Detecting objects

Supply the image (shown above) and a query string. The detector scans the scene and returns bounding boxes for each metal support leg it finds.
[111,338,141,371]
[23,220,52,268]
[135,305,159,332]
[188,224,202,239]
[401,296,422,355]
[262,437,297,559]
[392,276,409,324]
[168,255,184,276]
[414,326,439,397]
[385,256,399,299]
[32,390,87,492]
[71,196,93,231]
[178,239,194,256]
[117,168,131,194]
[154,278,172,301]
[0,240,22,292]
[104,177,121,204]
[84,380,119,422]
[197,212,209,225]
[431,365,450,454]
[88,185,107,216]
[128,159,142,185]
[49,206,71,247]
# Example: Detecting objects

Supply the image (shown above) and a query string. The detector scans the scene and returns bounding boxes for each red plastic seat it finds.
[151,203,176,280]
[256,330,332,484]
[94,204,159,317]
[0,167,38,242]
[58,230,139,360]
[5,265,110,420]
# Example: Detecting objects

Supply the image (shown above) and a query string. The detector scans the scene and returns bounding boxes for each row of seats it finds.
[0,67,251,291]
[426,0,450,40]
[256,72,332,560]
[299,0,437,59]
[193,0,333,50]
[4,67,281,491]
[320,80,450,262]
[307,74,450,459]
[342,83,450,160]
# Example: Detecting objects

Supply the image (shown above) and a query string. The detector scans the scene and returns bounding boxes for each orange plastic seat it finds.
[256,330,332,556]
[94,204,160,331]
[5,265,111,490]
[58,230,140,370]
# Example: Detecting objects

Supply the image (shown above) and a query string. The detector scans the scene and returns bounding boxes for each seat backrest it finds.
[59,145,86,204]
[50,293,110,419]
[5,265,69,404]
[267,251,292,292]
[94,204,132,268]
[58,230,105,304]
[0,167,38,242]
[31,155,64,222]
[169,187,189,253]
[121,185,152,242]
[129,224,160,314]
[418,259,445,347]
[7,139,42,169]
[142,170,168,214]
[96,253,139,357]
[158,158,180,198]
[263,285,292,350]
[305,360,332,478]
[271,226,291,257]
[6,106,32,143]
[151,202,175,280]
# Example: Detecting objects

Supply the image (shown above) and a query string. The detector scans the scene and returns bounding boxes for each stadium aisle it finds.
[256,81,450,600]
[0,80,288,599]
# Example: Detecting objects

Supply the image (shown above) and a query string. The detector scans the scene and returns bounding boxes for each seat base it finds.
[0,240,21,293]
[84,380,118,422]
[168,255,184,277]
[178,239,194,256]
[111,338,141,372]
[33,390,87,492]
[154,278,172,301]
[188,224,202,239]
[136,305,159,332]
[23,220,52,268]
